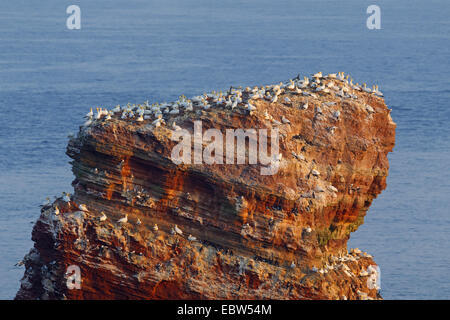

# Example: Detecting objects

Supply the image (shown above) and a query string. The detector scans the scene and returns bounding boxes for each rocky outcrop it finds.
[16,73,395,300]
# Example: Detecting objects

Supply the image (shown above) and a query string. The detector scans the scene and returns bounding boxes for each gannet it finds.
[79,204,88,212]
[246,103,257,112]
[14,258,25,267]
[153,224,158,231]
[85,108,93,118]
[313,72,323,79]
[112,105,121,113]
[174,224,183,235]
[271,95,278,103]
[152,118,162,127]
[360,270,369,277]
[188,234,197,242]
[332,110,341,119]
[287,80,295,90]
[95,108,103,120]
[284,97,291,103]
[373,85,383,97]
[306,227,312,233]
[311,169,320,177]
[362,83,372,93]
[300,101,308,110]
[271,119,282,126]
[290,261,296,269]
[54,206,59,215]
[172,122,182,131]
[315,84,325,92]
[137,218,142,225]
[281,116,290,124]
[291,151,305,161]
[316,106,323,114]
[250,93,261,100]
[118,214,128,224]
[327,185,338,193]
[136,115,144,122]
[62,192,70,202]
[99,212,107,222]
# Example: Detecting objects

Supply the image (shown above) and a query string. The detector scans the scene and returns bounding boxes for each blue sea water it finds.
[0,0,449,299]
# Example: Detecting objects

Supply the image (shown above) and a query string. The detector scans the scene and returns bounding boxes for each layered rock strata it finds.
[16,74,395,299]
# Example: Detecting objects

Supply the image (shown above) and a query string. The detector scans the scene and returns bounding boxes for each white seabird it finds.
[188,234,197,242]
[172,122,182,131]
[62,192,70,202]
[362,83,372,93]
[281,116,291,124]
[174,224,183,235]
[246,103,257,112]
[85,108,93,118]
[118,214,128,224]
[99,212,107,222]
[79,204,88,212]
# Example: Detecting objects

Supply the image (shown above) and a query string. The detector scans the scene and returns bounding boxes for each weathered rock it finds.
[16,75,395,300]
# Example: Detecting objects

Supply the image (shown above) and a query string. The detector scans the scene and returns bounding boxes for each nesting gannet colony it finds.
[80,72,384,131]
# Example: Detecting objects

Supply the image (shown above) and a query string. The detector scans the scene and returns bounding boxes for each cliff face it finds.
[16,74,395,300]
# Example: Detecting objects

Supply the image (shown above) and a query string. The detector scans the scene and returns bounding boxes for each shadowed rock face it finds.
[16,75,395,300]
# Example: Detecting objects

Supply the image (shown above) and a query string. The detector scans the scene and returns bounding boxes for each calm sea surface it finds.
[1,0,449,299]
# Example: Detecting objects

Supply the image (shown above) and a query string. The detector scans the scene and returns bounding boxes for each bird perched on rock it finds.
[174,225,183,235]
[118,214,128,224]
[153,224,158,231]
[14,260,24,267]
[99,212,107,222]
[54,206,59,215]
[290,261,296,269]
[188,234,197,242]
[172,122,182,131]
[311,169,320,177]
[79,204,88,212]
[85,108,93,119]
[281,116,290,124]
[62,192,71,203]
[136,218,142,225]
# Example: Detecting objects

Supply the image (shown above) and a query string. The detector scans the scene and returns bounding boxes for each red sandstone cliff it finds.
[16,74,395,300]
